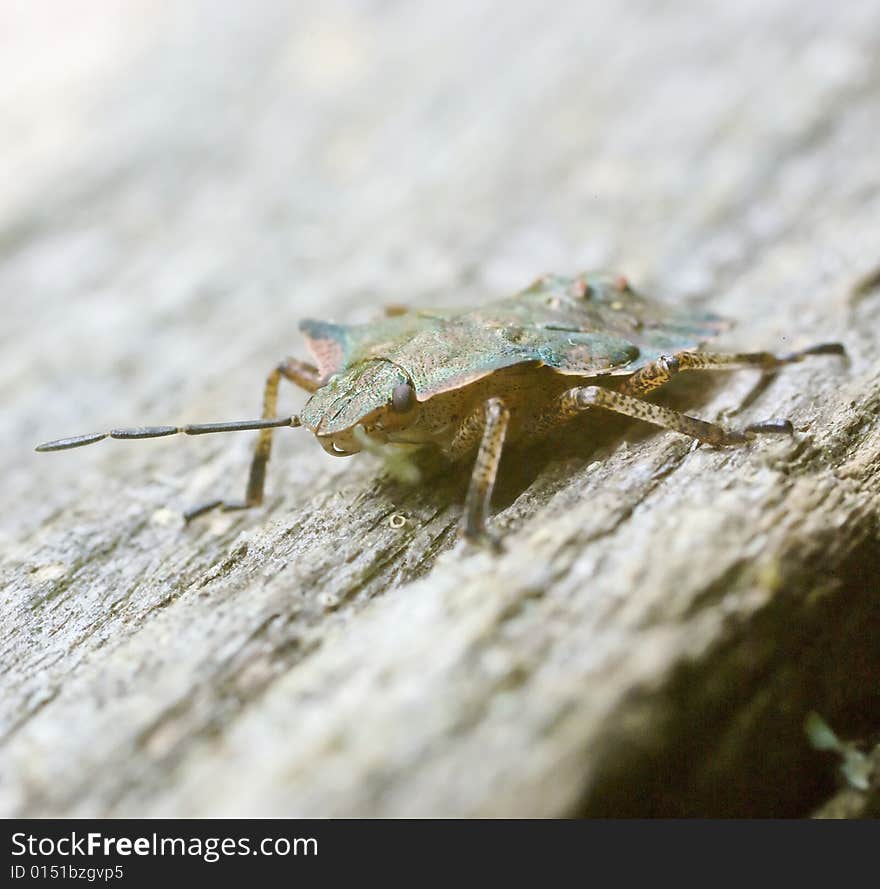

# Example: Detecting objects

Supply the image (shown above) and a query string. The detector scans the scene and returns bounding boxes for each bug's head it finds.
[300,360,419,456]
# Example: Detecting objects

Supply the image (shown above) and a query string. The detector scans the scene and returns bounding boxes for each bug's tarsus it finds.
[743,418,794,435]
[183,499,224,522]
[781,342,846,361]
[183,498,261,523]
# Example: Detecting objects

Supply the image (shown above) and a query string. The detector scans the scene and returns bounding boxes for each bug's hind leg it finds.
[450,398,510,548]
[185,358,321,521]
[562,387,793,447]
[621,343,845,397]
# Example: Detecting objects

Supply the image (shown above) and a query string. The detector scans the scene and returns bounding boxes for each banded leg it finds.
[562,386,793,447]
[186,358,321,519]
[621,343,845,397]
[453,398,510,546]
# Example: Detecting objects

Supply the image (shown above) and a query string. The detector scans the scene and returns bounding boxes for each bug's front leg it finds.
[185,358,321,520]
[450,398,510,548]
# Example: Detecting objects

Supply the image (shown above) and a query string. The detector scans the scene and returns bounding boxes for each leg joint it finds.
[663,354,681,374]
[485,397,510,423]
[573,385,603,410]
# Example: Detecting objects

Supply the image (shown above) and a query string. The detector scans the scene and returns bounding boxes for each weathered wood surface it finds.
[2,0,879,817]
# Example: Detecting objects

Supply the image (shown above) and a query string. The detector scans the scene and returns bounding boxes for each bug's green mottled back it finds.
[300,272,728,405]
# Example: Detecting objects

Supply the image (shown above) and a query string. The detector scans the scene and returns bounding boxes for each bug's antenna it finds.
[35,416,301,452]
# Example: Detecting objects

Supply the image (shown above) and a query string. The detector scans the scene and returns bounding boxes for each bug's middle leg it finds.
[450,398,511,545]
[185,358,320,520]
[558,386,793,447]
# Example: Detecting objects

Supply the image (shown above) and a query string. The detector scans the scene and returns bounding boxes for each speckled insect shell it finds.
[297,271,728,435]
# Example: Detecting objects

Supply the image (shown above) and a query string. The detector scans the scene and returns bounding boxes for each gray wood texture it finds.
[2,0,879,817]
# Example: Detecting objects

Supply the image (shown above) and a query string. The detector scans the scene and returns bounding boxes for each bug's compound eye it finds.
[390,381,416,413]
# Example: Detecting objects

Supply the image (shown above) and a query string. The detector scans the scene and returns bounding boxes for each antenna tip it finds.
[35,432,109,452]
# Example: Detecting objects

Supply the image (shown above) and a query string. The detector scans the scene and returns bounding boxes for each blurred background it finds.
[2,0,879,817]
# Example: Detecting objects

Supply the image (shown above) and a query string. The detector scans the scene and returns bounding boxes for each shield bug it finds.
[36,272,844,544]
